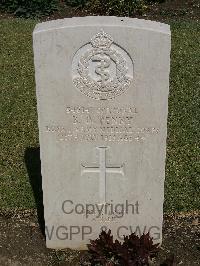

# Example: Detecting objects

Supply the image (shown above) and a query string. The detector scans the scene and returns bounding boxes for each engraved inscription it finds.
[72,30,134,100]
[81,147,124,203]
[45,106,160,143]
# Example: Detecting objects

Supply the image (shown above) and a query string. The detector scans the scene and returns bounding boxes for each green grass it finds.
[0,19,38,207]
[165,21,200,211]
[0,19,199,211]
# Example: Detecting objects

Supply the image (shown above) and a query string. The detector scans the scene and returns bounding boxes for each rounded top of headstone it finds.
[33,16,170,35]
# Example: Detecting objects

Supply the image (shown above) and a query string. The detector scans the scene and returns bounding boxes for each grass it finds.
[0,19,199,211]
[165,21,200,211]
[0,19,38,207]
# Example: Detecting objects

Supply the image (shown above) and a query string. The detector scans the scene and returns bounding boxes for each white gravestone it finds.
[33,17,171,249]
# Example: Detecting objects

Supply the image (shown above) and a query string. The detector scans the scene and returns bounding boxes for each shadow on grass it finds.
[25,147,45,236]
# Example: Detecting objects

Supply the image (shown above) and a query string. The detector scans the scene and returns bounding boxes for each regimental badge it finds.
[72,30,134,100]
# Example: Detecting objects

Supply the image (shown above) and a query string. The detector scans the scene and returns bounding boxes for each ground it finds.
[0,0,200,265]
[0,210,199,265]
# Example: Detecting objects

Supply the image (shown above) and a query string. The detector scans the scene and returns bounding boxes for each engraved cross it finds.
[81,147,124,203]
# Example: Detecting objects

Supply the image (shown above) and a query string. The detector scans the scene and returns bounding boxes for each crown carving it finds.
[91,30,113,49]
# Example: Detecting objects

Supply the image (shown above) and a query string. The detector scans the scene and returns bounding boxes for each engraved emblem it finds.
[72,30,134,100]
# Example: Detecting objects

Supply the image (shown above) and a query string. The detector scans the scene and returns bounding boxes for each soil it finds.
[0,210,199,265]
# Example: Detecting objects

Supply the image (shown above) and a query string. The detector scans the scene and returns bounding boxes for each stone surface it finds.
[33,16,171,249]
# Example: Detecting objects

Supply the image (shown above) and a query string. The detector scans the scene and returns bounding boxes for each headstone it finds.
[33,17,171,249]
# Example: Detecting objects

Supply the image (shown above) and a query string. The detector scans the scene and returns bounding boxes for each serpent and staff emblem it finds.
[92,53,111,87]
[72,30,133,100]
